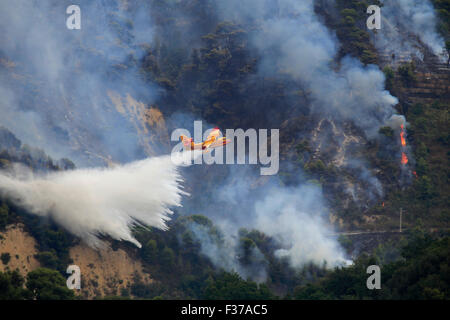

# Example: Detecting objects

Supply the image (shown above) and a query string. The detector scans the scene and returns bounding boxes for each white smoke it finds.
[374,0,446,60]
[216,0,399,136]
[385,114,407,130]
[0,0,159,164]
[0,156,187,248]
[187,221,268,283]
[254,186,348,268]
[183,165,350,274]
[182,182,348,280]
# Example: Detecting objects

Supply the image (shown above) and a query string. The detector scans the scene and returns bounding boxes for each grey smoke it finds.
[214,0,400,138]
[0,0,158,164]
[375,0,446,60]
[253,185,348,267]
[182,166,349,276]
[186,221,268,283]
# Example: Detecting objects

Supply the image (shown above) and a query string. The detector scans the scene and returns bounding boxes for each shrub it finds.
[26,268,75,300]
[1,252,11,265]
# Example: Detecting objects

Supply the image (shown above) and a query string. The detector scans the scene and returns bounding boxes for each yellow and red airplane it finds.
[180,127,230,152]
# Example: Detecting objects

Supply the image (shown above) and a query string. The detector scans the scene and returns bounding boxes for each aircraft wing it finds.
[202,139,215,149]
[208,137,231,149]
[181,129,229,152]
[205,128,220,142]
[180,135,203,150]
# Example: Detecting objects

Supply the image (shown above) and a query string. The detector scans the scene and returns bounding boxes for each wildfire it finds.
[400,124,407,147]
[401,152,408,165]
[400,124,408,165]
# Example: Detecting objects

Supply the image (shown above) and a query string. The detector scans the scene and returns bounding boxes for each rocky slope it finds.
[0,224,152,299]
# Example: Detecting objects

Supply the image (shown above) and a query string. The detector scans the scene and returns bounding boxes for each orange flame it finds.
[401,152,408,165]
[400,124,406,147]
[400,124,408,165]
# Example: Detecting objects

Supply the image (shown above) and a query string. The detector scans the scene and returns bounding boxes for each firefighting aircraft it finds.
[180,127,230,152]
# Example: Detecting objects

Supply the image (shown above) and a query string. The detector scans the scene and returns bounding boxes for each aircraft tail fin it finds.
[179,135,193,150]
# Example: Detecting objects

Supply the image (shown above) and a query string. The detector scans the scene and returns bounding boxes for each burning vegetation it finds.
[400,124,408,165]
[400,124,409,165]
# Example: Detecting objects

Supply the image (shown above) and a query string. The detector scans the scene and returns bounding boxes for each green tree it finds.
[239,237,257,265]
[416,157,428,176]
[26,268,74,300]
[398,63,416,87]
[383,66,395,91]
[1,252,11,265]
[416,175,434,200]
[35,251,60,269]
[379,126,394,138]
[142,239,158,264]
[160,246,175,269]
[203,272,274,300]
[0,270,31,299]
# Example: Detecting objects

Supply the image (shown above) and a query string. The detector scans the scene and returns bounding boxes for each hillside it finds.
[0,0,449,300]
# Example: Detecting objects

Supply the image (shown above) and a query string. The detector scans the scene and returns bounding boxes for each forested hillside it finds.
[0,0,449,300]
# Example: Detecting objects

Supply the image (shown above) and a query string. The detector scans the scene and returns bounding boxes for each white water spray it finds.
[0,156,187,248]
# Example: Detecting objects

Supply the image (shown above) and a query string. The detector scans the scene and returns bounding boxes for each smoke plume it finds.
[215,0,399,137]
[185,220,269,283]
[376,0,446,59]
[383,0,444,56]
[253,185,347,267]
[0,0,158,164]
[180,165,349,278]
